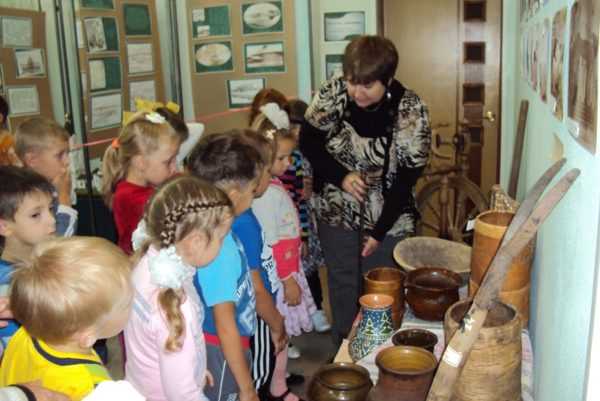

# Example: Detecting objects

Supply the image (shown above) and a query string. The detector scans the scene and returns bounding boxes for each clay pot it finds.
[349,294,394,362]
[364,267,405,328]
[307,362,373,401]
[405,267,462,321]
[367,346,437,401]
[391,328,438,353]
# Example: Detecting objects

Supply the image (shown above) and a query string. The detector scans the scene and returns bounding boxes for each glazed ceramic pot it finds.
[367,346,437,401]
[364,267,405,328]
[349,294,394,362]
[307,362,373,401]
[391,328,438,353]
[405,267,462,321]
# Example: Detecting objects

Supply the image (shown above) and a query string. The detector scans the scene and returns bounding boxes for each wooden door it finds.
[381,0,502,196]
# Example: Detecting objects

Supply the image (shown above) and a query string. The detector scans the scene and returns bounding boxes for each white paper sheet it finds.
[129,80,156,111]
[89,59,107,90]
[126,42,153,74]
[7,86,39,115]
[90,93,122,129]
[1,17,33,47]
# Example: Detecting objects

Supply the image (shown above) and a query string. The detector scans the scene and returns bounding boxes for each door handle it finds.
[484,110,496,122]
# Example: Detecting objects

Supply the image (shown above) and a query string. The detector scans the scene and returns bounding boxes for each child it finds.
[102,111,182,255]
[185,131,262,401]
[235,130,288,398]
[0,236,132,401]
[250,104,317,401]
[0,166,56,353]
[287,99,330,334]
[13,117,77,237]
[125,175,234,401]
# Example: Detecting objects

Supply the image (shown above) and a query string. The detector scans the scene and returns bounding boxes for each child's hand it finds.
[21,381,69,401]
[283,277,301,306]
[205,370,214,387]
[270,313,288,354]
[301,241,309,258]
[0,296,12,328]
[53,170,72,206]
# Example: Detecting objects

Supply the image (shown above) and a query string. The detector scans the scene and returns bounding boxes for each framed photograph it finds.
[227,78,265,108]
[242,1,283,35]
[89,56,121,92]
[80,0,114,10]
[84,17,119,53]
[244,41,285,73]
[6,86,39,116]
[127,42,154,75]
[123,4,152,36]
[192,5,231,38]
[90,92,122,130]
[325,54,343,80]
[129,79,157,111]
[324,11,365,42]
[15,48,46,78]
[550,8,566,120]
[1,17,33,48]
[194,41,234,74]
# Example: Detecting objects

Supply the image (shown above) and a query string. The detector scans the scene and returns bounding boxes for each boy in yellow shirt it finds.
[0,236,133,401]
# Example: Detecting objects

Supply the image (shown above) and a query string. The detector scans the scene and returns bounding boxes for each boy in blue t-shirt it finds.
[187,130,266,401]
[0,166,57,353]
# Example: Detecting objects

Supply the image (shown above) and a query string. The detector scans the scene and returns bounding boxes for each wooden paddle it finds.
[426,158,579,401]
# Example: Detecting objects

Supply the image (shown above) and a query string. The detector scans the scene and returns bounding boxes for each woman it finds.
[299,35,431,344]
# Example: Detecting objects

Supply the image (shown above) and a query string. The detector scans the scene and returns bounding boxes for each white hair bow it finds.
[259,102,290,130]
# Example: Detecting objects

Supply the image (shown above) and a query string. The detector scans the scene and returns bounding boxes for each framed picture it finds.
[90,92,122,130]
[126,42,154,75]
[241,1,283,35]
[194,41,234,74]
[14,48,46,78]
[89,56,121,92]
[227,78,265,108]
[324,11,365,42]
[80,0,114,10]
[192,5,231,38]
[84,17,119,53]
[1,17,33,48]
[123,4,152,36]
[0,65,4,95]
[244,41,285,73]
[129,79,157,111]
[6,86,39,116]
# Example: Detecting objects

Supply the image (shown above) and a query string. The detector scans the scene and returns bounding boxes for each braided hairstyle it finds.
[142,174,233,351]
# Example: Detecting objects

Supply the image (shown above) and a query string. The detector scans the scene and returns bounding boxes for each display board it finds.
[0,7,54,131]
[75,0,164,157]
[186,0,298,134]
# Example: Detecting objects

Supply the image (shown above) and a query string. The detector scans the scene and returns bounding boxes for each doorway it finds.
[380,0,502,196]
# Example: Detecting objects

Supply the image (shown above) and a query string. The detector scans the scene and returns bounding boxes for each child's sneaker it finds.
[311,310,331,333]
[287,344,301,359]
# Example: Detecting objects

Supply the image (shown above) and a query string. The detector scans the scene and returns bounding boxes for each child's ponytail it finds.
[158,288,186,352]
[101,142,126,207]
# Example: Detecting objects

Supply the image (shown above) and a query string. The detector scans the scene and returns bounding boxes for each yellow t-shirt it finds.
[0,327,111,401]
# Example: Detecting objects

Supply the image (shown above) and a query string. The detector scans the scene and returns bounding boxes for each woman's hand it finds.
[303,176,313,199]
[361,236,380,258]
[342,172,367,202]
[0,297,12,328]
[283,277,302,306]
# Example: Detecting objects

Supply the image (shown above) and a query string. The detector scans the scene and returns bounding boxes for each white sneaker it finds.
[312,310,331,333]
[287,344,301,359]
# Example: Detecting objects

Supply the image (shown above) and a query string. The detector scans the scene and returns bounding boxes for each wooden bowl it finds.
[405,267,462,321]
[391,328,438,353]
[393,237,471,280]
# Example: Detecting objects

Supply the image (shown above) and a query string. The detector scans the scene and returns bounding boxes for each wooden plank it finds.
[508,100,529,198]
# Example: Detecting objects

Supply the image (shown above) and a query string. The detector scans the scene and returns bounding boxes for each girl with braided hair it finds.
[124,175,234,401]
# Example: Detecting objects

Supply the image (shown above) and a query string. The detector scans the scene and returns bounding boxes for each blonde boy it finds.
[14,117,77,236]
[0,236,133,401]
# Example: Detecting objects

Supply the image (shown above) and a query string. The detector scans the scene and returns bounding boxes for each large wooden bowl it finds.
[393,237,471,280]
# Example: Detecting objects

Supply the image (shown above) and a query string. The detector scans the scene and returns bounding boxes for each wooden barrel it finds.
[469,280,530,327]
[364,267,405,329]
[444,299,521,401]
[470,210,534,328]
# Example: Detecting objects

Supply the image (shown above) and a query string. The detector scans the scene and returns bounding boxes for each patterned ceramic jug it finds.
[349,294,394,361]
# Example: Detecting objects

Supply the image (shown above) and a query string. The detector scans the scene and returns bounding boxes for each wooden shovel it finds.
[426,158,579,401]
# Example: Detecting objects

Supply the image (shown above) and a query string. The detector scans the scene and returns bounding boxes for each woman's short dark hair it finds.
[343,35,399,85]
